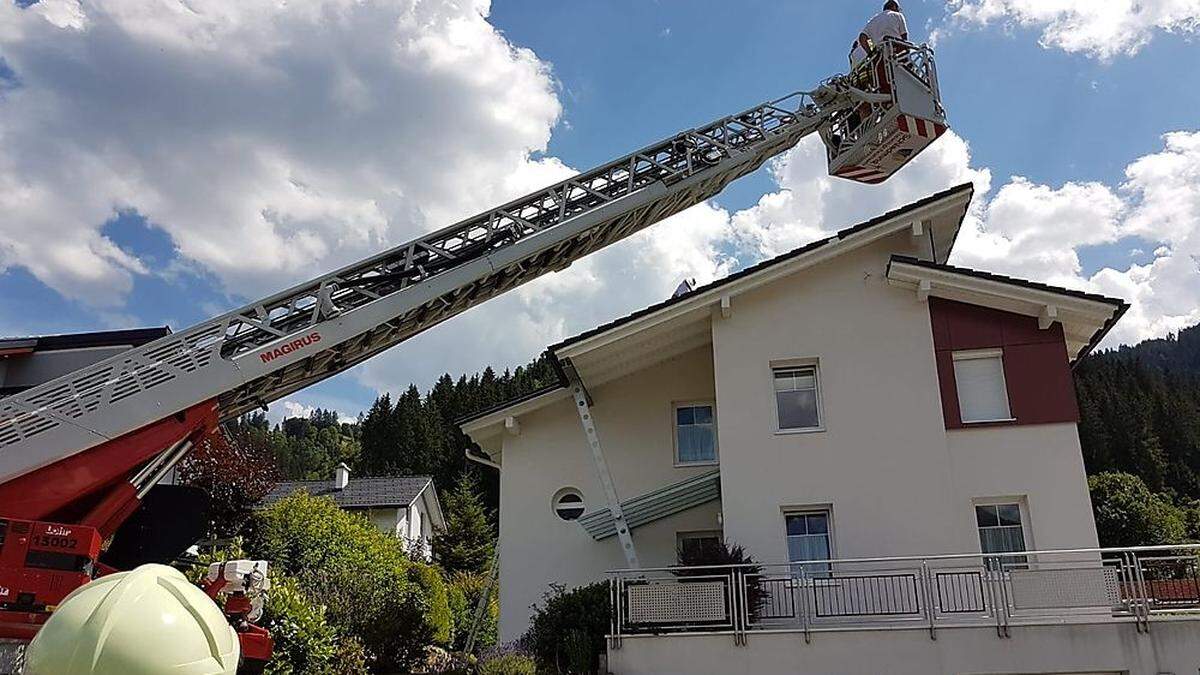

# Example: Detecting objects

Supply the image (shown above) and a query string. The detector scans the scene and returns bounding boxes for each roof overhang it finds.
[554,184,974,385]
[459,386,572,458]
[886,256,1128,362]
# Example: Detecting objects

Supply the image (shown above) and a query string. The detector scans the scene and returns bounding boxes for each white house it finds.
[260,464,444,561]
[461,183,1200,674]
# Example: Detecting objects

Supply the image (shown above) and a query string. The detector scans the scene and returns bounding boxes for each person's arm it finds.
[896,13,909,42]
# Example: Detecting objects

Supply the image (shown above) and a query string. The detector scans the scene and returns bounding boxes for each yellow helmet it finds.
[24,563,239,675]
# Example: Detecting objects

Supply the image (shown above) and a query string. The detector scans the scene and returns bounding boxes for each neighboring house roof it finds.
[0,327,172,356]
[259,475,434,510]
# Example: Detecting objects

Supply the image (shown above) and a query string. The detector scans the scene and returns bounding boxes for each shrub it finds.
[523,582,610,674]
[447,572,499,651]
[478,652,538,675]
[261,575,369,675]
[410,562,455,646]
[675,539,764,622]
[247,492,439,671]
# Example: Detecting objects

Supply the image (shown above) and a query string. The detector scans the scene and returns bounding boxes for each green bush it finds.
[247,492,439,671]
[446,572,499,651]
[262,575,369,675]
[523,582,610,674]
[478,652,537,675]
[410,562,454,646]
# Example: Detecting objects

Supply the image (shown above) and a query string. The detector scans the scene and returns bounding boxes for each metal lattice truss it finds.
[0,86,857,480]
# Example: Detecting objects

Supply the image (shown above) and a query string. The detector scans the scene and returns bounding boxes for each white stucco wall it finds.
[607,620,1200,675]
[709,234,1098,563]
[497,346,723,640]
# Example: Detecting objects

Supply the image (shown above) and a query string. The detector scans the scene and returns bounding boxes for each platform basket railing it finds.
[607,544,1200,647]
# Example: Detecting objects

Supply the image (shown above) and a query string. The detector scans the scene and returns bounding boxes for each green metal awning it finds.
[578,469,721,540]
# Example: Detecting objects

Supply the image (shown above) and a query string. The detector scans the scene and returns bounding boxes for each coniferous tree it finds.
[432,471,495,575]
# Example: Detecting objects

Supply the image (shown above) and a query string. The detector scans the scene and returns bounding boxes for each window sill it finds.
[674,460,720,468]
[775,426,826,436]
[959,417,1017,427]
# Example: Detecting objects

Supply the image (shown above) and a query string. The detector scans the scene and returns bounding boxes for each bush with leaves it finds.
[247,492,443,672]
[410,562,455,646]
[675,539,765,622]
[262,575,369,675]
[523,582,610,674]
[447,572,499,652]
[478,651,538,675]
[177,427,281,538]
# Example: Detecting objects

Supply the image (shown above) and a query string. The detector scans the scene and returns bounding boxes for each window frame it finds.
[551,487,586,522]
[781,506,835,576]
[972,497,1032,568]
[676,530,723,559]
[671,400,719,467]
[951,348,1015,424]
[771,359,825,434]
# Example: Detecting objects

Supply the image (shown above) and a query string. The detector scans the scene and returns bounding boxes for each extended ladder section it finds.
[0,44,946,486]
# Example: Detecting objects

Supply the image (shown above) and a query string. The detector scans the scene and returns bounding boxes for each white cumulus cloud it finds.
[943,0,1200,59]
[0,0,561,305]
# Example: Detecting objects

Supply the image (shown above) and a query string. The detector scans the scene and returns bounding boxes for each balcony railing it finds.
[606,544,1200,647]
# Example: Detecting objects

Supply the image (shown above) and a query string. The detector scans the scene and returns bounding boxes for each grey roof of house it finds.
[258,475,433,509]
[0,326,172,353]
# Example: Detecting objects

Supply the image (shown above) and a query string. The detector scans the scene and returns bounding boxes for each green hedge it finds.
[478,652,537,675]
[523,582,610,674]
[262,575,369,675]
[446,572,498,651]
[247,492,442,671]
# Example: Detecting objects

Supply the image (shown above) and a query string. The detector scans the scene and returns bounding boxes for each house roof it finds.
[0,327,171,357]
[885,256,1128,362]
[549,182,974,354]
[259,474,434,510]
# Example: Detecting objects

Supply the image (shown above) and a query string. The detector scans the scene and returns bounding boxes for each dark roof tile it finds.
[259,475,432,509]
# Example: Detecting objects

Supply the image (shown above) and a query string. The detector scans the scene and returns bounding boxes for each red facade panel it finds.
[929,298,1079,430]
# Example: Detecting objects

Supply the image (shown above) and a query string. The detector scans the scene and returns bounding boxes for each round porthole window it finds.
[552,488,586,521]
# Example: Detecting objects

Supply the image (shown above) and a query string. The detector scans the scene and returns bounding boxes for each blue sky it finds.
[1,0,1198,421]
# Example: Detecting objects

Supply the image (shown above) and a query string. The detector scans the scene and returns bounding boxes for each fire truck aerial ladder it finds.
[0,40,945,669]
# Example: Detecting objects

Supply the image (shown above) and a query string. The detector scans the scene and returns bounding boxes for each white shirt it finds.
[850,10,908,64]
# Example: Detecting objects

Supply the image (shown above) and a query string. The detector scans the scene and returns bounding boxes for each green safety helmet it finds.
[24,563,239,675]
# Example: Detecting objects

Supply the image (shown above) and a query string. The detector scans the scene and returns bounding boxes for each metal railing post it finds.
[801,564,811,643]
[984,561,1004,638]
[921,560,937,640]
[1118,553,1142,633]
[1132,552,1152,632]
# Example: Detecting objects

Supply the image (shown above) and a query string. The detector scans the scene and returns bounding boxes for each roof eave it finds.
[885,256,1127,362]
[554,183,974,362]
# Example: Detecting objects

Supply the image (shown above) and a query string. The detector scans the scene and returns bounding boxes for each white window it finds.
[975,501,1028,567]
[952,349,1012,423]
[552,488,585,521]
[674,403,717,465]
[784,510,832,574]
[676,530,723,560]
[774,365,822,431]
